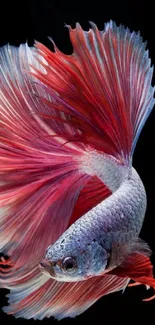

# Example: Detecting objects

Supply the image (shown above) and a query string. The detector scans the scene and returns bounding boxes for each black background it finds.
[0,1,155,324]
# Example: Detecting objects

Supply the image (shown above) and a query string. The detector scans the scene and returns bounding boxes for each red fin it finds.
[33,21,155,163]
[110,253,155,301]
[111,253,153,278]
[69,176,111,225]
[3,272,128,320]
[0,42,110,309]
[0,44,91,287]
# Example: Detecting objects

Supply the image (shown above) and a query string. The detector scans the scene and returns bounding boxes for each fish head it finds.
[39,225,109,282]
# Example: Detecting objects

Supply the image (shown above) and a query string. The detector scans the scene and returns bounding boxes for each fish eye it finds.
[61,257,77,274]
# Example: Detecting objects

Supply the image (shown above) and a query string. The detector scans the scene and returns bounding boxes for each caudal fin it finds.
[32,20,155,164]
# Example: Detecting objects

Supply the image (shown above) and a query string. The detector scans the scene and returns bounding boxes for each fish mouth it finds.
[39,258,56,278]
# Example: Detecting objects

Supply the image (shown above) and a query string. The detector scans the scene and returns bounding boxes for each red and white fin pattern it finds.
[0,20,155,320]
[32,20,155,163]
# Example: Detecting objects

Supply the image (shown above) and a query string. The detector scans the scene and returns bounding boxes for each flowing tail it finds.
[0,21,154,319]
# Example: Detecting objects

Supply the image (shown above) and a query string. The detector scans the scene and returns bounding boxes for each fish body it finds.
[0,20,155,320]
[45,162,146,281]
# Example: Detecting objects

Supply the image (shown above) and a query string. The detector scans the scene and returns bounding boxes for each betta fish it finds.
[0,20,155,320]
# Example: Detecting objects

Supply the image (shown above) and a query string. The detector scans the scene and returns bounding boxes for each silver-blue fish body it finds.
[45,152,146,282]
